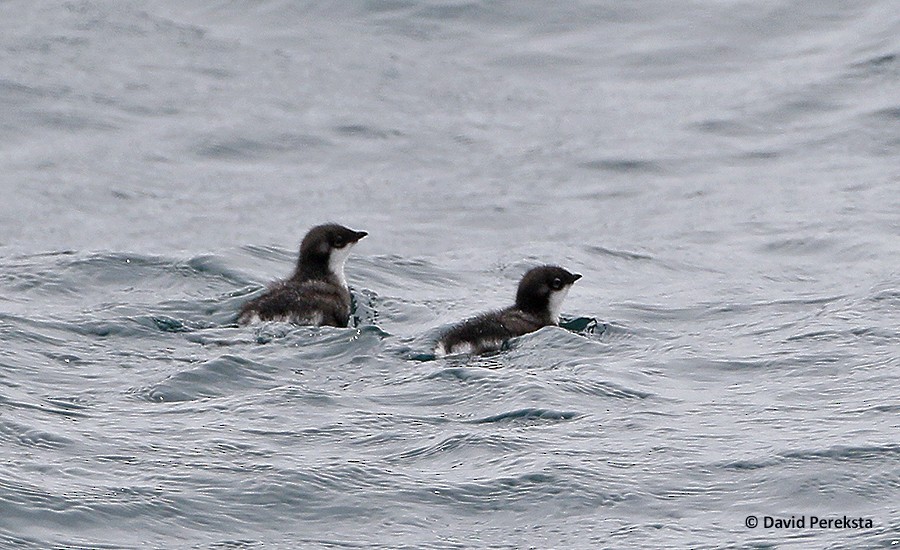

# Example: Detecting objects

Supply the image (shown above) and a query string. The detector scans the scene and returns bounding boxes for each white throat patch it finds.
[328,242,355,288]
[546,285,571,323]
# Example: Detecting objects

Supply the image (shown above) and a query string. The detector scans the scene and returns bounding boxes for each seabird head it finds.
[514,265,581,322]
[294,223,367,283]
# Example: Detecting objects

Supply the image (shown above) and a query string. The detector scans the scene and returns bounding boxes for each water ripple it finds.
[471,408,578,424]
[130,355,277,403]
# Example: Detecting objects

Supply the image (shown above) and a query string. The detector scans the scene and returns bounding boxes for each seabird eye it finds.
[333,236,345,248]
[551,277,563,290]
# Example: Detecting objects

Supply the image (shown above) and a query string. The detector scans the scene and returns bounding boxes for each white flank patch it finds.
[434,341,476,357]
[452,342,476,355]
[546,285,572,323]
[328,242,355,288]
[245,313,262,324]
[434,340,505,357]
[243,312,324,326]
[434,342,448,358]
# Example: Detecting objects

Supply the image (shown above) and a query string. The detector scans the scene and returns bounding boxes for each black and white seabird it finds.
[238,223,367,327]
[434,265,581,356]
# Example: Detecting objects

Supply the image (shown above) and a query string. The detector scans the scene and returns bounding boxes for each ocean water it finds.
[1,0,898,548]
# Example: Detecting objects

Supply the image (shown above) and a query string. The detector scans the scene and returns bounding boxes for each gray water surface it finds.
[1,1,898,548]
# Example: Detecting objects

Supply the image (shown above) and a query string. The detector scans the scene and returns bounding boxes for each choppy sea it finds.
[1,1,898,548]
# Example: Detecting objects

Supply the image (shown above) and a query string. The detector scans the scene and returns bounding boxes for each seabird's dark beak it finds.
[571,273,582,283]
[354,230,368,241]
